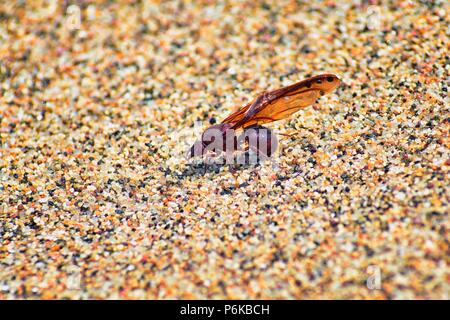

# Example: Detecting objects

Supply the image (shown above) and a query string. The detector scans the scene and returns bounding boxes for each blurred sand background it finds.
[0,0,449,299]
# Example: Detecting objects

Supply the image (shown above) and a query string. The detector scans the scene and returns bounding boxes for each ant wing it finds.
[220,99,254,126]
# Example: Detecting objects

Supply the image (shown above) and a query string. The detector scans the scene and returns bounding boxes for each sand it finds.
[0,0,449,299]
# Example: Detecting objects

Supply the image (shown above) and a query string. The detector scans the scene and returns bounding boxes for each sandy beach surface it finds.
[0,1,449,299]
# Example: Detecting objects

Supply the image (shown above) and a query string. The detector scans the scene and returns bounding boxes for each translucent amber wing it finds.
[236,89,321,129]
[221,74,341,129]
